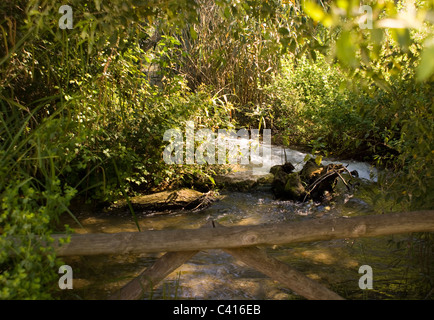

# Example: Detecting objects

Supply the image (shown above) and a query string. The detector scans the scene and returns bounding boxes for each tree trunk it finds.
[224,246,344,300]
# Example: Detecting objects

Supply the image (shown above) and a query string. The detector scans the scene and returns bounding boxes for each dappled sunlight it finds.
[294,248,359,268]
[159,251,294,300]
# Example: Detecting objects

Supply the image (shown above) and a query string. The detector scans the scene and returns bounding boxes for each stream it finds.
[60,144,425,300]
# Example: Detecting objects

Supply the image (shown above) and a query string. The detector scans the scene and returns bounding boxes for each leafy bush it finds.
[0,0,234,299]
[0,100,77,299]
[264,55,380,160]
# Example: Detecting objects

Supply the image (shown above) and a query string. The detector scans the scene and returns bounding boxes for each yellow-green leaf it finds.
[190,26,197,40]
[336,30,357,68]
[94,0,101,11]
[416,37,434,82]
[303,0,324,22]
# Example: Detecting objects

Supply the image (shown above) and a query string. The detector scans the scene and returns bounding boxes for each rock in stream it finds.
[271,159,359,202]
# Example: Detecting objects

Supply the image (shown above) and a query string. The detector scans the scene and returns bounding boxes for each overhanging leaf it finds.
[416,37,434,82]
[336,30,358,68]
[303,0,324,22]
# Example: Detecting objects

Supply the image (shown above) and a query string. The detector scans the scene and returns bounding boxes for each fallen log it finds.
[51,210,434,256]
[109,221,344,300]
[223,246,344,300]
[108,222,216,300]
[112,188,217,212]
[108,250,198,300]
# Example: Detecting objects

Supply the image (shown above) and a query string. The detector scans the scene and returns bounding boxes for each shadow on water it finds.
[58,146,429,300]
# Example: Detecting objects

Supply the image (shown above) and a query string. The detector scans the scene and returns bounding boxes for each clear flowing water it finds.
[60,145,425,300]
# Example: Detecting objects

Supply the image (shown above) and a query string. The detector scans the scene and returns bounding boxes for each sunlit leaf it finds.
[336,0,349,10]
[190,26,197,40]
[94,0,101,11]
[390,28,412,51]
[416,37,434,82]
[336,30,357,68]
[303,0,324,22]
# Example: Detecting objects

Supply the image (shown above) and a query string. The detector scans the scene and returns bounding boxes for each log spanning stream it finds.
[60,144,429,300]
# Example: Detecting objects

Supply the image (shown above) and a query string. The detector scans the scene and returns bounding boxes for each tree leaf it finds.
[416,37,434,82]
[336,30,357,68]
[94,0,101,11]
[303,0,324,22]
[223,7,231,20]
[278,27,289,36]
[390,28,411,51]
[190,26,197,40]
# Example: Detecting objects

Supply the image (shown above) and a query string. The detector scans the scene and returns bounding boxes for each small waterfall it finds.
[228,136,378,182]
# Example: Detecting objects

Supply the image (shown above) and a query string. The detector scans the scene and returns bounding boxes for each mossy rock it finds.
[271,168,289,198]
[270,165,281,176]
[215,171,274,192]
[270,162,295,176]
[299,159,324,183]
[284,172,306,201]
[257,173,274,185]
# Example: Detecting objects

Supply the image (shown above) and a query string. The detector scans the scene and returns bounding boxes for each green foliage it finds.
[301,0,434,81]
[263,0,433,210]
[0,0,230,299]
[264,55,377,159]
[0,179,74,299]
[167,0,329,125]
[265,45,432,208]
[0,99,77,299]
